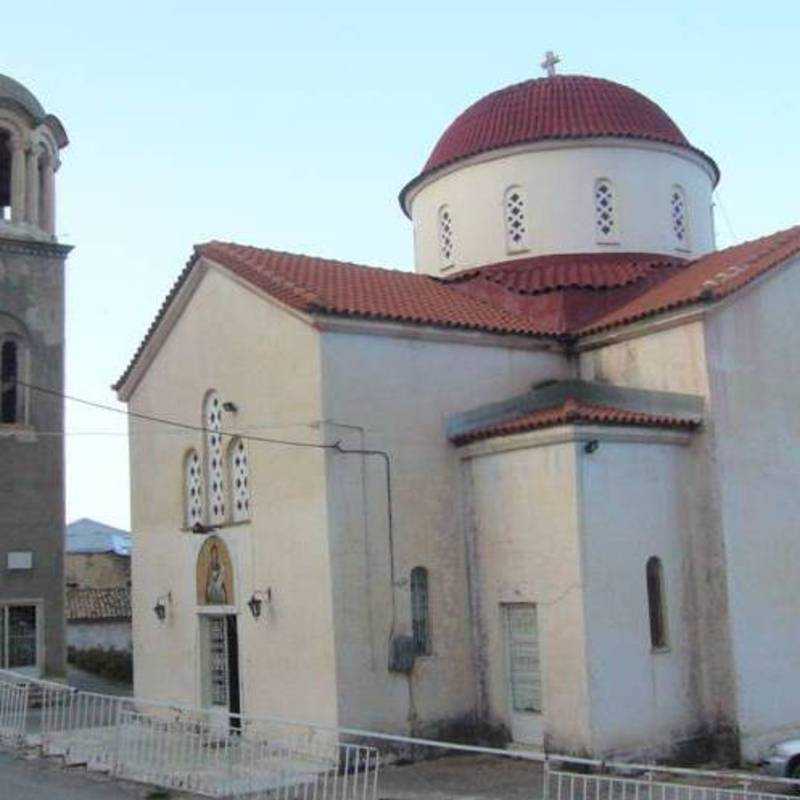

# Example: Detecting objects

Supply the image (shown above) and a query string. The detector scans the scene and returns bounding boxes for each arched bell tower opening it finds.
[0,129,11,222]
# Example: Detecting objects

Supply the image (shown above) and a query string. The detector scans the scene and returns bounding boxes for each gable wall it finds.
[127,266,339,725]
[320,328,569,733]
[704,256,800,759]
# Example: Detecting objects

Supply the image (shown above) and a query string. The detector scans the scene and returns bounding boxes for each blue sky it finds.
[3,0,798,529]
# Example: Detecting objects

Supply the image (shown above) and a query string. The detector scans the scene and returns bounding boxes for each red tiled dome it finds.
[400,75,717,210]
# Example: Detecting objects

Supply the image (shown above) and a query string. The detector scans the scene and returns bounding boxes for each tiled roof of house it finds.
[67,587,131,623]
[400,75,717,209]
[113,225,800,393]
[67,518,131,556]
[449,397,700,446]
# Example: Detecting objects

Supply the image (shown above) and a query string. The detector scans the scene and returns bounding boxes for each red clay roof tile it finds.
[450,397,700,446]
[400,76,718,210]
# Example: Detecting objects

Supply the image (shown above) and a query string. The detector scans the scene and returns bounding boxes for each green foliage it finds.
[67,645,133,683]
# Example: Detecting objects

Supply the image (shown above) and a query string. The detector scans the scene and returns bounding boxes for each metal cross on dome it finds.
[541,51,561,77]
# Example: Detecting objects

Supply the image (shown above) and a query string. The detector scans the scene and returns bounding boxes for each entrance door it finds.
[205,615,241,726]
[504,604,544,744]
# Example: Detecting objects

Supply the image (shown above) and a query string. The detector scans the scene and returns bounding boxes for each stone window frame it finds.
[0,318,30,427]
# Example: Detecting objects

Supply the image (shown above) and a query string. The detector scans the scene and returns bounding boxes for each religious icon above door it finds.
[196,536,235,606]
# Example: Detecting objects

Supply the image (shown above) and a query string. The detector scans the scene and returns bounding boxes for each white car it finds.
[761,739,800,778]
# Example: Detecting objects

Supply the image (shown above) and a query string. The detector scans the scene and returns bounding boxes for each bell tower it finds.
[0,73,71,678]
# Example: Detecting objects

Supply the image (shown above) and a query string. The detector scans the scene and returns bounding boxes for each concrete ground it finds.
[378,754,546,800]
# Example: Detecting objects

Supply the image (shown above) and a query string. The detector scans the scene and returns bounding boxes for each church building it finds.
[116,63,800,762]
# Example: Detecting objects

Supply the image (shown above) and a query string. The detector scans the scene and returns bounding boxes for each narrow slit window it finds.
[594,179,617,241]
[504,186,529,253]
[410,566,431,655]
[204,391,226,525]
[646,557,668,650]
[671,185,689,248]
[229,437,251,523]
[437,205,454,266]
[0,130,11,222]
[184,449,204,529]
[1,339,19,424]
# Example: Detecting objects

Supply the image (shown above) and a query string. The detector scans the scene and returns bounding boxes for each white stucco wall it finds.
[703,256,800,759]
[319,326,569,733]
[68,621,132,653]
[127,264,339,725]
[579,437,702,754]
[464,437,592,751]
[409,141,715,276]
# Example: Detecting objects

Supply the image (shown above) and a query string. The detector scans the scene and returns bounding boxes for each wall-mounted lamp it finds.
[153,592,172,622]
[584,440,600,454]
[247,588,272,619]
[222,401,238,413]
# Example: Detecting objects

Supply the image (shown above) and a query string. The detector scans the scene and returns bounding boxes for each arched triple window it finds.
[204,391,226,525]
[1,336,24,424]
[594,178,617,241]
[184,449,204,529]
[437,205,454,266]
[229,437,251,523]
[504,186,529,253]
[646,556,668,650]
[410,566,431,655]
[670,185,689,249]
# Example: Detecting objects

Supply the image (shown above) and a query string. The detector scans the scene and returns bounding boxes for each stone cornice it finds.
[0,234,72,258]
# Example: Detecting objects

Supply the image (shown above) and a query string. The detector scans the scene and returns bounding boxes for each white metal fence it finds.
[545,769,794,800]
[0,675,28,743]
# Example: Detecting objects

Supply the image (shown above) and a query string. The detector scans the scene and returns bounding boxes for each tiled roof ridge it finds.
[580,224,800,335]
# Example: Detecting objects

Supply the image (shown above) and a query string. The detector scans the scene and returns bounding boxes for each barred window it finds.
[437,205,454,266]
[671,186,689,248]
[410,566,431,655]
[184,449,204,529]
[204,391,226,525]
[646,557,669,650]
[504,186,529,253]
[594,179,617,241]
[1,338,19,423]
[229,437,251,523]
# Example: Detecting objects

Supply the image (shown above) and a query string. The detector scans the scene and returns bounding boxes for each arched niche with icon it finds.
[196,536,235,606]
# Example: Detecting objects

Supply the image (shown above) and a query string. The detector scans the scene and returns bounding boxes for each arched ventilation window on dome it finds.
[671,185,690,250]
[228,437,251,523]
[437,205,455,267]
[646,556,669,650]
[184,449,204,529]
[594,179,618,243]
[410,566,431,655]
[204,391,227,525]
[0,130,11,222]
[504,186,529,253]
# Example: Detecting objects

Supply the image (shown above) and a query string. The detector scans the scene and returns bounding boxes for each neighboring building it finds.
[66,586,132,654]
[0,74,69,677]
[66,518,132,591]
[116,66,800,762]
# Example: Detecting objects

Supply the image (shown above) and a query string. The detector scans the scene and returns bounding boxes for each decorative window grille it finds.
[671,186,689,247]
[506,604,543,713]
[504,186,529,252]
[204,391,226,525]
[594,179,617,240]
[646,556,669,650]
[410,566,431,655]
[207,616,229,707]
[229,437,251,523]
[184,449,204,529]
[437,205,454,266]
[1,338,19,423]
